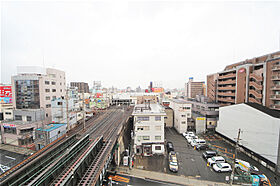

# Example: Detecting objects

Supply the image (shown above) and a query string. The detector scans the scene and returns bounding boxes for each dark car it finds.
[166,142,174,153]
[196,144,208,150]
[202,151,217,159]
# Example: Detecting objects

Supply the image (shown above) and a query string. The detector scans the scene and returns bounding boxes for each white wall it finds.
[217,104,280,164]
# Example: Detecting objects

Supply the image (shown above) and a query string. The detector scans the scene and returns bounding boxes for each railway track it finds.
[0,107,131,186]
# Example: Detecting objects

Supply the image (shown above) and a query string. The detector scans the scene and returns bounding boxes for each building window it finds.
[46,113,48,117]
[5,112,12,115]
[57,102,62,106]
[45,81,50,85]
[52,89,56,92]
[183,107,190,110]
[155,116,161,121]
[15,115,22,120]
[46,104,51,108]
[155,126,161,130]
[60,89,62,92]
[51,82,56,85]
[60,82,62,85]
[155,146,161,150]
[155,136,161,140]
[142,136,150,140]
[26,116,32,121]
[182,121,186,124]
[187,113,190,117]
[45,89,50,93]
[164,116,167,119]
[4,127,16,134]
[181,115,186,117]
[137,126,149,131]
[46,96,50,100]
[137,116,149,121]
[52,96,56,100]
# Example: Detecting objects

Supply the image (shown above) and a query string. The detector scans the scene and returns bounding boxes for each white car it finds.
[190,139,206,147]
[235,159,259,173]
[207,156,225,166]
[187,135,198,143]
[183,131,194,137]
[213,163,232,172]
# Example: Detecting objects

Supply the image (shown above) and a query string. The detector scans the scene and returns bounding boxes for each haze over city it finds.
[1,1,280,88]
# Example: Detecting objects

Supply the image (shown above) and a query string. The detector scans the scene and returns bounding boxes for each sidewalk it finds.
[116,166,236,186]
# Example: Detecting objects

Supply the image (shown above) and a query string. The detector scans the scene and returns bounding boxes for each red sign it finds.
[0,86,12,104]
[3,123,16,128]
[239,68,245,73]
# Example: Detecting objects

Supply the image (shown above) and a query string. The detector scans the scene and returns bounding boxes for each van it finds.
[191,139,206,147]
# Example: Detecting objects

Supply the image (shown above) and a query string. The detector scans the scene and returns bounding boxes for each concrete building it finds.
[185,77,205,98]
[0,84,13,121]
[70,82,89,93]
[207,51,280,111]
[35,123,67,149]
[132,103,166,156]
[188,96,219,133]
[216,103,280,174]
[164,107,173,128]
[11,66,66,122]
[169,99,193,133]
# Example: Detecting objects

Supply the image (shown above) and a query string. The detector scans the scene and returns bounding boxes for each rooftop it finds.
[36,123,66,132]
[245,102,280,119]
[171,99,191,104]
[132,103,166,115]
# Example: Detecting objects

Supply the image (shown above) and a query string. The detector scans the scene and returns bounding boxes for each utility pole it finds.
[66,88,70,135]
[230,128,241,185]
[82,88,86,131]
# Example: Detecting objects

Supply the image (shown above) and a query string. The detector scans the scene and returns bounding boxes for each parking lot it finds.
[165,128,230,183]
[0,149,26,174]
[201,133,280,186]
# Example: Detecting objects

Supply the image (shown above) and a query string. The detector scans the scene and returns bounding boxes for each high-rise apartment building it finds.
[185,77,205,98]
[207,51,280,110]
[11,66,66,121]
[70,82,89,93]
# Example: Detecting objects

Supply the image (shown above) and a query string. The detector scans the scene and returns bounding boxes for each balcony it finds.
[272,64,280,71]
[218,97,235,103]
[218,73,236,80]
[217,92,235,97]
[271,76,280,81]
[249,81,263,90]
[249,97,262,104]
[218,80,236,85]
[270,95,280,100]
[271,85,280,90]
[249,89,262,99]
[270,104,280,110]
[217,86,236,91]
[249,74,262,82]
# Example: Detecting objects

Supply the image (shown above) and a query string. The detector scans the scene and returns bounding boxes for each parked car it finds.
[169,151,178,172]
[213,163,232,172]
[186,135,198,143]
[235,159,259,174]
[207,156,225,166]
[191,139,206,147]
[182,132,188,137]
[202,151,217,159]
[166,142,174,153]
[196,143,208,150]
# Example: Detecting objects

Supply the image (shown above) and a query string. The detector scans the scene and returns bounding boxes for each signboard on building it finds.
[3,123,16,128]
[195,117,206,134]
[0,86,12,104]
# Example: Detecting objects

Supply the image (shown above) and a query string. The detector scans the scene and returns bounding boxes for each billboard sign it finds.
[0,86,12,104]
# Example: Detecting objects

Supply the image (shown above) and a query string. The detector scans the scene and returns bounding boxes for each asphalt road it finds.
[165,128,230,183]
[107,173,178,186]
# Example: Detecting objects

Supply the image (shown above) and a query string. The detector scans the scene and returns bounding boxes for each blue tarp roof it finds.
[36,123,66,132]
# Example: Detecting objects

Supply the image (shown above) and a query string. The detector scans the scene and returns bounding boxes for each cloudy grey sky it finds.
[1,1,280,89]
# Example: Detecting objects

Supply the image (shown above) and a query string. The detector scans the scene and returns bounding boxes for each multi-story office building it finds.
[132,103,166,156]
[169,99,193,133]
[11,66,66,122]
[70,82,89,93]
[207,51,280,110]
[185,77,205,98]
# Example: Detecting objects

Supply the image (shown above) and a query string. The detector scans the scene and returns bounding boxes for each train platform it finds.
[115,166,239,186]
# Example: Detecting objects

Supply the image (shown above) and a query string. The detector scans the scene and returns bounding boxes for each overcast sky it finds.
[1,1,280,89]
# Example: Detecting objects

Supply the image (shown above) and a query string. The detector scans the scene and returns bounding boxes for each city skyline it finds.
[1,1,280,89]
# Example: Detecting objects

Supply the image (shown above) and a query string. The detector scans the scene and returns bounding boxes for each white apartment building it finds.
[12,66,66,122]
[132,103,166,156]
[169,99,192,134]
